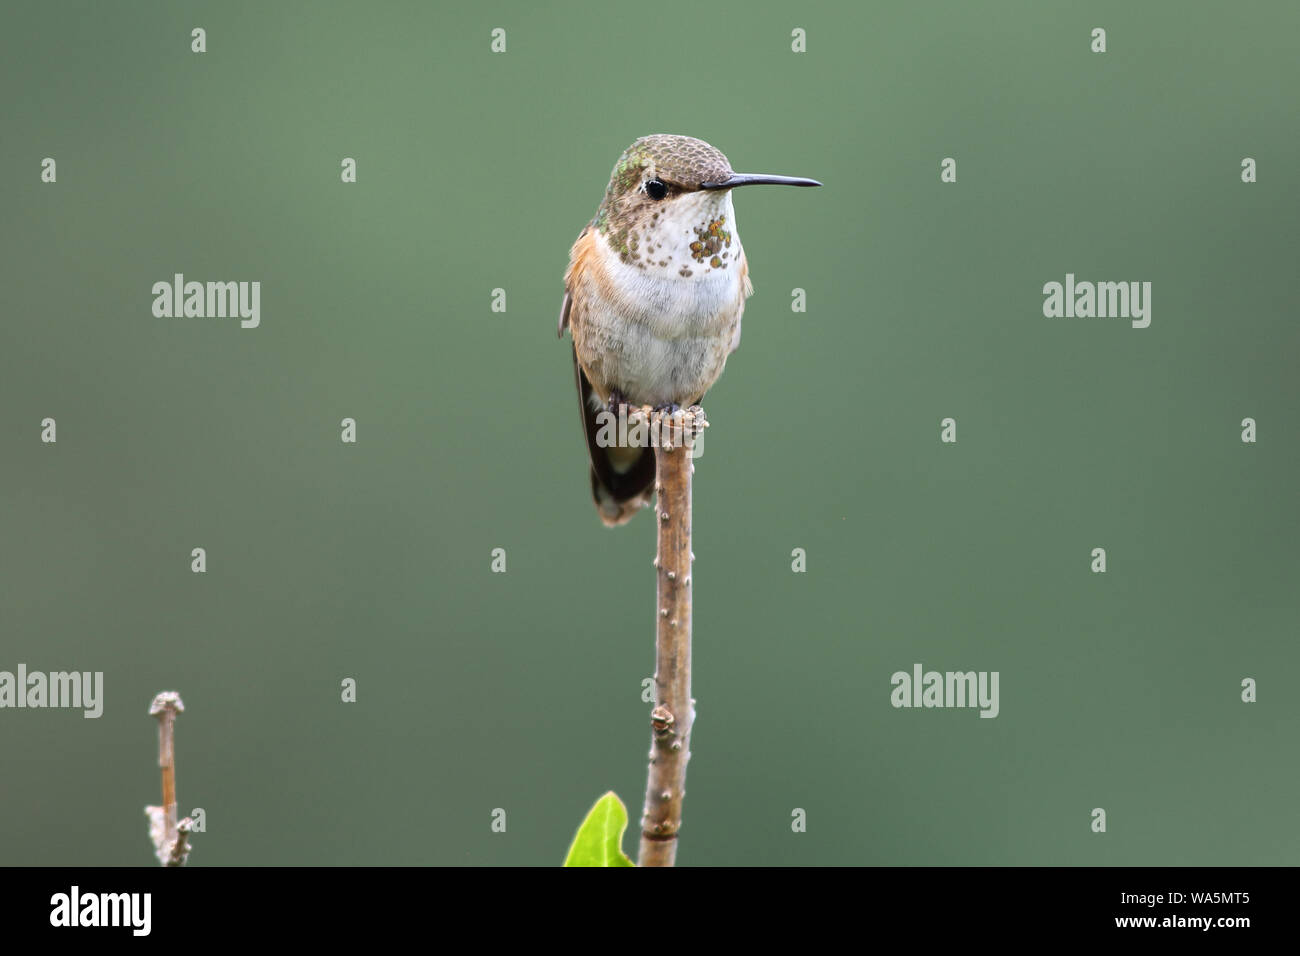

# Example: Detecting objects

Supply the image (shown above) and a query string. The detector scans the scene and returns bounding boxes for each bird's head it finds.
[592,134,820,275]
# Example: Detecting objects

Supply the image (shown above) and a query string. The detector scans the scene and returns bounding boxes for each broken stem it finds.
[147,691,191,866]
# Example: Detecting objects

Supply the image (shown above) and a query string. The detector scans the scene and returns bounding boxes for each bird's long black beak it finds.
[699,173,822,190]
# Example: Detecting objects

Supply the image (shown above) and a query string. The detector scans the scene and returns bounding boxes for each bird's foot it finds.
[603,390,634,426]
[605,388,628,418]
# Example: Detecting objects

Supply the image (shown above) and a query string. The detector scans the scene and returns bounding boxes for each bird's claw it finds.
[605,388,628,417]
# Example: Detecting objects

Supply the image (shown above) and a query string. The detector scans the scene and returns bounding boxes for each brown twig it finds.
[638,406,705,866]
[146,691,193,866]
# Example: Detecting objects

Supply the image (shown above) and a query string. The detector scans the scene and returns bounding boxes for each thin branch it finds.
[146,691,193,866]
[638,406,705,866]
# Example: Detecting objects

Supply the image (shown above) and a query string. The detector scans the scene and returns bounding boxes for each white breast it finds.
[578,191,749,405]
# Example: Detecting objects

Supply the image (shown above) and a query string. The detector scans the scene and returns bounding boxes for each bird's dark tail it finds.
[573,346,655,526]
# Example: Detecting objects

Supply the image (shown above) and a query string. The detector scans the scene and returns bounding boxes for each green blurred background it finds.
[2,0,1297,865]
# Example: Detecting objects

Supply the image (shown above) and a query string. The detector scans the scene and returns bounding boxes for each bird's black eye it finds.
[644,179,668,200]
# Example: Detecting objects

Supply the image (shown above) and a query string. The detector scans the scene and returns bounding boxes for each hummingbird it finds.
[557,134,821,525]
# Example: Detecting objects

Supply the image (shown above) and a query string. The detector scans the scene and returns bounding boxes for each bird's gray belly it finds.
[602,324,729,406]
[580,265,742,406]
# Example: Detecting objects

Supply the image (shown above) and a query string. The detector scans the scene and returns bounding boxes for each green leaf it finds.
[563,791,635,867]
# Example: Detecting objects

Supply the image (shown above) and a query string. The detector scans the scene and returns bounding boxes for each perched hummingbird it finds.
[558,134,820,525]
